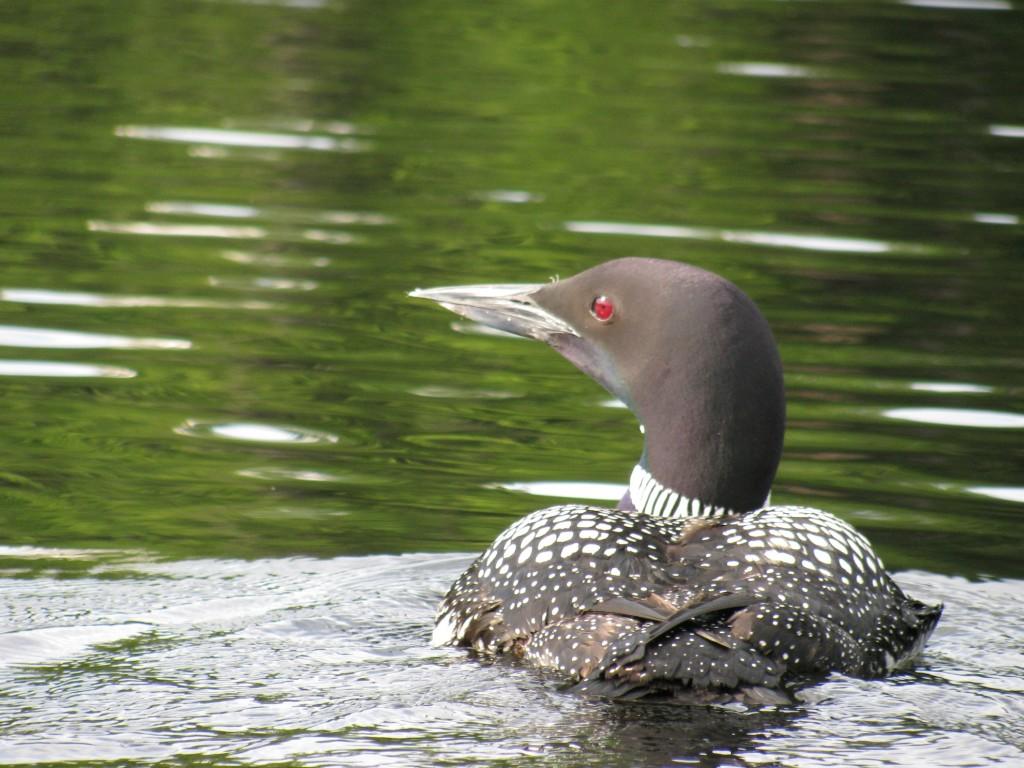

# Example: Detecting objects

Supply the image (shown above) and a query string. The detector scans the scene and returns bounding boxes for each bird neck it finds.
[627,463,740,518]
[624,344,784,515]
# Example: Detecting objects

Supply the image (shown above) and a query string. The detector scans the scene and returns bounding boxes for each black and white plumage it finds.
[411,258,941,703]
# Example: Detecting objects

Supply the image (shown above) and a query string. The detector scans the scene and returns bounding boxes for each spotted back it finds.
[433,504,691,647]
[433,503,942,698]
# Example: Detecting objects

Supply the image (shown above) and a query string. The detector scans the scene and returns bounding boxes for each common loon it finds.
[411,257,941,704]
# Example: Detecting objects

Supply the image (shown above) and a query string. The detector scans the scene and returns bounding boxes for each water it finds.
[0,557,1019,766]
[0,0,1022,765]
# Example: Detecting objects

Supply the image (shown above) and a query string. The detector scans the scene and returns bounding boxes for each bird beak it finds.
[408,283,580,341]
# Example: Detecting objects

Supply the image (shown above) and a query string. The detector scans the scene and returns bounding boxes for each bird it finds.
[410,257,941,705]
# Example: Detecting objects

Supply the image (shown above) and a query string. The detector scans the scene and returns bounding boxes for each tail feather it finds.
[567,593,786,699]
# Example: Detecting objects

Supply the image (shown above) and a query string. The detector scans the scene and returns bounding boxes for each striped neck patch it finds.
[628,464,736,519]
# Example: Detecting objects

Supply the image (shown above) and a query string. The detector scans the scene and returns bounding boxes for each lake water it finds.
[1,1,1022,765]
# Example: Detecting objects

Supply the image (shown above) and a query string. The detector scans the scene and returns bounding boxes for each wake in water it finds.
[0,550,1019,766]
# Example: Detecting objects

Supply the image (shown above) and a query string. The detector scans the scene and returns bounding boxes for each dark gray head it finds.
[410,257,785,513]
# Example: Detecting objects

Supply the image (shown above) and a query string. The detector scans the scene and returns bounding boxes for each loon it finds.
[411,257,941,704]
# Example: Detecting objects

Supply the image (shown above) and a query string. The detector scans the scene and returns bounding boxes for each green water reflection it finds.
[0,0,1021,582]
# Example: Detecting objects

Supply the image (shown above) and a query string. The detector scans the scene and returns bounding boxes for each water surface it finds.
[0,0,1022,765]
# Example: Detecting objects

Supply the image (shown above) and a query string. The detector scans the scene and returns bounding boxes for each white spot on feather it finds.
[765,549,796,565]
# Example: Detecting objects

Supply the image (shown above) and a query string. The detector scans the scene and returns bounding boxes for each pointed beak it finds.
[408,283,579,341]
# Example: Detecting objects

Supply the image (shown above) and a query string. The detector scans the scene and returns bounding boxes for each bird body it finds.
[412,258,941,703]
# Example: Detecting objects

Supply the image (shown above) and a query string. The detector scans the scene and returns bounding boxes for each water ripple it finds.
[0,624,150,668]
[0,559,1018,766]
[174,420,339,444]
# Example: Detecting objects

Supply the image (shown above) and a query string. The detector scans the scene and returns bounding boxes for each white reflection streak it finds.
[218,0,329,8]
[146,202,259,218]
[410,385,518,400]
[884,407,1024,428]
[910,382,993,394]
[721,230,890,253]
[115,125,365,152]
[0,360,137,378]
[87,220,266,239]
[494,481,627,501]
[222,251,331,268]
[147,201,392,225]
[903,0,1011,9]
[965,486,1024,504]
[0,325,190,350]
[565,221,894,254]
[716,62,819,78]
[319,211,391,225]
[989,124,1024,138]
[1,288,273,310]
[972,213,1019,225]
[174,419,339,444]
[217,424,310,442]
[237,467,345,482]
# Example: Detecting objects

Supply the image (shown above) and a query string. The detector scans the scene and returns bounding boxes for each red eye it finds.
[590,295,615,322]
